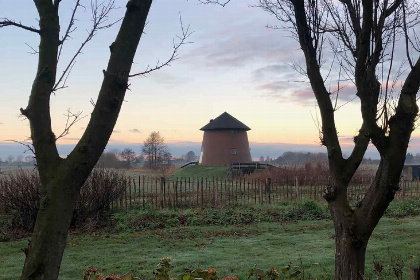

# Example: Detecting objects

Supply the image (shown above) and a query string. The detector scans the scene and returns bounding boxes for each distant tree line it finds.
[259,152,384,166]
[404,153,420,165]
[0,155,36,167]
[95,131,198,169]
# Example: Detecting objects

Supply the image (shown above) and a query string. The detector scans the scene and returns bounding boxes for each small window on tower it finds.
[230,148,237,155]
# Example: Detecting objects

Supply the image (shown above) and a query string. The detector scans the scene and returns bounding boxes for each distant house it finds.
[199,112,252,166]
[402,164,420,180]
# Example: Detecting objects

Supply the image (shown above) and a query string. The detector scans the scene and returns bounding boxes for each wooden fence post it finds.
[175,180,178,208]
[133,178,136,204]
[141,176,145,209]
[188,177,191,205]
[160,177,165,208]
[295,177,299,200]
[155,177,158,208]
[254,179,257,204]
[195,178,198,206]
[129,179,132,209]
[402,179,406,200]
[265,178,271,204]
[258,179,263,204]
[215,177,219,206]
[201,177,204,206]
[124,183,127,209]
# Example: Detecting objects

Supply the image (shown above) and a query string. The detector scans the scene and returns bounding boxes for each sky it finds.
[0,0,419,159]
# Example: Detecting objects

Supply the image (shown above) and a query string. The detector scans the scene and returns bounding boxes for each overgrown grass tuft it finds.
[112,198,420,233]
[112,200,331,232]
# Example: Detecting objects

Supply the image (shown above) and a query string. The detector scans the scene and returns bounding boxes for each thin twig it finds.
[129,14,193,78]
[53,0,119,93]
[4,140,35,155]
[55,109,87,141]
[198,0,231,7]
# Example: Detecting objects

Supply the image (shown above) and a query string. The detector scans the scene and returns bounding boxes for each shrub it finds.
[385,199,420,217]
[0,169,40,230]
[0,168,128,235]
[73,168,128,227]
[112,202,331,231]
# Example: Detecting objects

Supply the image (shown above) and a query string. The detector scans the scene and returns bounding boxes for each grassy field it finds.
[170,165,229,179]
[1,216,420,279]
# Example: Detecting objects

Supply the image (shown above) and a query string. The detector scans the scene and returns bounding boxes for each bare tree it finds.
[0,1,190,279]
[254,0,420,278]
[142,131,171,168]
[6,155,14,164]
[120,148,136,168]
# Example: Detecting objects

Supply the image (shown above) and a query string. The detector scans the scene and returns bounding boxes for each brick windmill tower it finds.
[199,112,252,166]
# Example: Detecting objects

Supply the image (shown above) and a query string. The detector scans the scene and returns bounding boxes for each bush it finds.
[0,168,128,235]
[284,199,329,220]
[73,168,129,227]
[112,201,331,231]
[385,199,420,217]
[0,169,40,230]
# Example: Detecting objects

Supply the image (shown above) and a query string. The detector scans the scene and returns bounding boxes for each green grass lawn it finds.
[1,217,420,279]
[170,165,229,179]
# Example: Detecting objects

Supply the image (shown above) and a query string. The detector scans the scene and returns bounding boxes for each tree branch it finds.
[53,0,119,92]
[4,139,36,155]
[23,0,62,178]
[67,0,153,175]
[0,18,40,33]
[58,0,81,50]
[199,0,231,7]
[129,14,193,78]
[55,109,87,141]
[291,0,344,174]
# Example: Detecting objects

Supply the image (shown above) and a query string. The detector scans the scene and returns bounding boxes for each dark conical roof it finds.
[200,112,251,131]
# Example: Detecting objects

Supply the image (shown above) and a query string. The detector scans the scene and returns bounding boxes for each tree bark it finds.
[334,230,368,280]
[328,156,405,280]
[20,174,79,279]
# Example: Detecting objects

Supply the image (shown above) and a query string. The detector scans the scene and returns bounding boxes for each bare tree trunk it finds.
[21,178,78,279]
[331,202,369,280]
[18,1,153,279]
[328,184,370,280]
[328,158,402,279]
[334,231,368,280]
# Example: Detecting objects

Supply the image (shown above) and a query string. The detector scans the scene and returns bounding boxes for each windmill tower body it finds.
[199,112,252,166]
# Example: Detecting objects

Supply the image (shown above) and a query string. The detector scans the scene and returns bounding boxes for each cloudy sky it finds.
[0,0,418,158]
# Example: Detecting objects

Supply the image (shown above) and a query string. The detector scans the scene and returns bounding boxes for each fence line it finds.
[111,176,420,210]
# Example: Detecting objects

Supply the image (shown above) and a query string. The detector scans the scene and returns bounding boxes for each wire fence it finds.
[111,176,420,210]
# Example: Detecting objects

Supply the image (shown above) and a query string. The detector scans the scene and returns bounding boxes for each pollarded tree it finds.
[0,1,190,279]
[256,0,420,278]
[205,0,420,277]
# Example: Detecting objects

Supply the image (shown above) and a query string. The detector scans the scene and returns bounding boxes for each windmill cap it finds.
[200,112,251,131]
